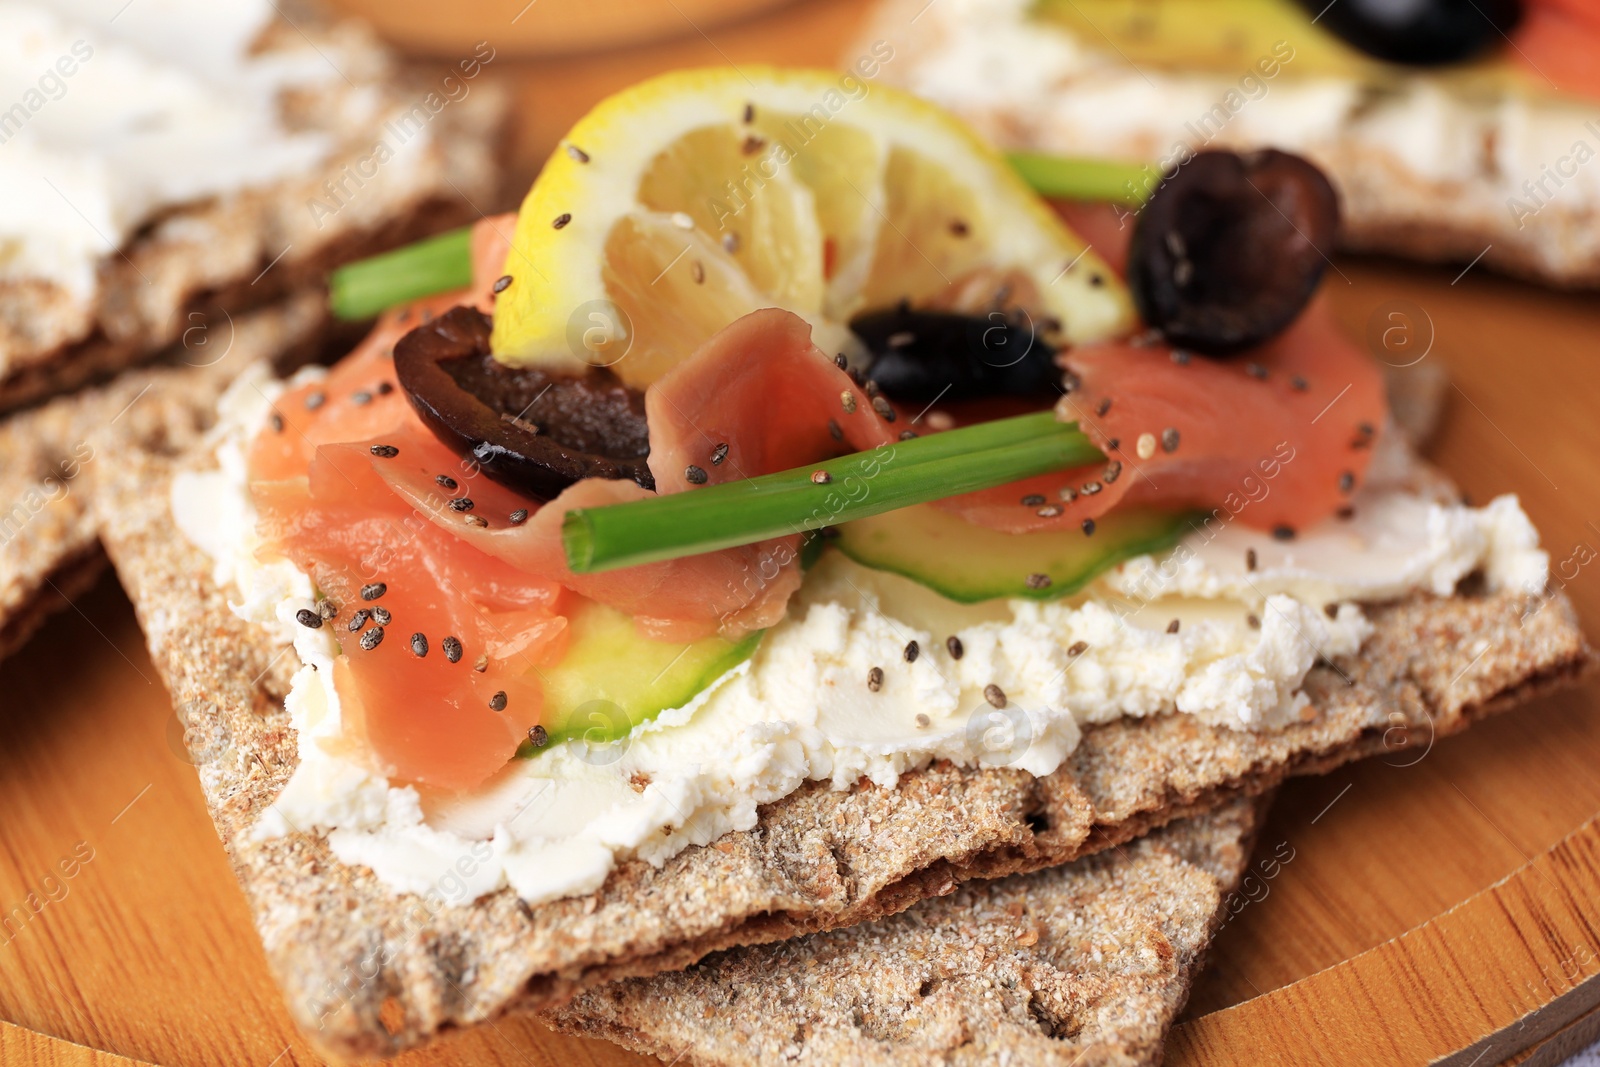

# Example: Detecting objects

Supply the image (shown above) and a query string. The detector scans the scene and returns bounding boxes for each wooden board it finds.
[330,0,800,60]
[2,1,1597,1064]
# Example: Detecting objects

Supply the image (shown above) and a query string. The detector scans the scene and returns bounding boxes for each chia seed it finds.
[489,691,508,712]
[442,635,463,663]
[448,497,475,512]
[946,635,964,660]
[372,607,392,626]
[867,667,884,692]
[984,684,1007,709]
[410,633,428,657]
[685,465,709,485]
[295,609,322,629]
[904,640,919,663]
[359,627,384,651]
[360,582,387,601]
[369,444,399,458]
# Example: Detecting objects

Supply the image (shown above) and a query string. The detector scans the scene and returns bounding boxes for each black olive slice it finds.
[393,307,654,502]
[851,307,1060,402]
[1129,149,1339,357]
[1297,0,1521,66]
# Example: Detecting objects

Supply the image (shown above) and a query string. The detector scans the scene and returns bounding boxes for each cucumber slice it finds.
[834,503,1195,603]
[518,599,761,758]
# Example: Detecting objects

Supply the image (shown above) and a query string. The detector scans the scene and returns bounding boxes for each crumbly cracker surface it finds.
[548,798,1265,1067]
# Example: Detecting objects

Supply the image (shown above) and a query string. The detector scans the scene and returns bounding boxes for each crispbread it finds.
[0,4,509,414]
[92,370,1590,1060]
[855,0,1600,289]
[0,295,326,662]
[545,796,1265,1067]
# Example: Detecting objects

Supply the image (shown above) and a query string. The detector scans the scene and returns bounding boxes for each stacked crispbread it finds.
[81,350,1589,1060]
[0,0,509,659]
[0,296,327,660]
[548,796,1267,1066]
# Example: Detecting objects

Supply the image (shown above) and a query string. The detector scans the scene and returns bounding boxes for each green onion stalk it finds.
[561,412,1103,573]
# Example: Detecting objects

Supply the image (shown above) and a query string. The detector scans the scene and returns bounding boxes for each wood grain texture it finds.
[0,1,1597,1065]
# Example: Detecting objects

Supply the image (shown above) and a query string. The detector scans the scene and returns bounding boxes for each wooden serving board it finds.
[2,1,1598,1064]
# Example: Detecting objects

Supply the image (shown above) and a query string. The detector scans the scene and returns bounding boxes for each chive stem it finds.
[1006,152,1158,206]
[329,226,474,321]
[562,412,1103,573]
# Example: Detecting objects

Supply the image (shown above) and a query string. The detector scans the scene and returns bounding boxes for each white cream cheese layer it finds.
[173,366,1550,906]
[0,1,335,298]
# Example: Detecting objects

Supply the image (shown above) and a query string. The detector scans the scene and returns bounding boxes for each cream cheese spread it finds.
[0,1,335,298]
[172,364,1550,907]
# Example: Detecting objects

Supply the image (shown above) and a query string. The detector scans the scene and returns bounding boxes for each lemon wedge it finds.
[491,66,1132,388]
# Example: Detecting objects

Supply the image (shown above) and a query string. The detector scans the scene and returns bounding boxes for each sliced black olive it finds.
[850,307,1060,402]
[1129,149,1339,357]
[1297,0,1520,66]
[393,307,653,502]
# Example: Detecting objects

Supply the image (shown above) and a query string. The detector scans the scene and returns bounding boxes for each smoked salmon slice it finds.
[371,308,898,641]
[936,297,1385,535]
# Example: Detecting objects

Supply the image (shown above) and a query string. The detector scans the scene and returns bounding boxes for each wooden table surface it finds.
[3,1,1599,1064]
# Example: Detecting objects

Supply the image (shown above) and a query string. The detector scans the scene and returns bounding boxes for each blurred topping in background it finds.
[0,0,509,413]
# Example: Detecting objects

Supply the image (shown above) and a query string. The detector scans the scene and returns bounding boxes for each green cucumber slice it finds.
[834,503,1195,603]
[518,599,761,758]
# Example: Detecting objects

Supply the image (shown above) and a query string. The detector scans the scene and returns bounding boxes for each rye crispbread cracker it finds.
[92,373,1590,1060]
[547,797,1266,1067]
[0,4,509,414]
[0,295,327,662]
[856,0,1600,289]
